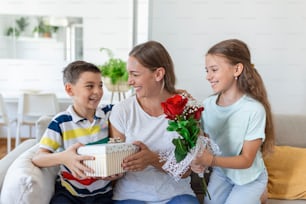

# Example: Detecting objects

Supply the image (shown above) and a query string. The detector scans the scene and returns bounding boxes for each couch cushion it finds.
[264,145,306,200]
[0,139,37,191]
[0,144,59,204]
[268,199,306,204]
[273,114,306,147]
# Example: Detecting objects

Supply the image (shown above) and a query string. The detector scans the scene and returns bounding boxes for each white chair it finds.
[15,93,59,147]
[0,94,16,153]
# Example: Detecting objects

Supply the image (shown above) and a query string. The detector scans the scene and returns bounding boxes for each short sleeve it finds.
[245,104,266,142]
[109,103,127,135]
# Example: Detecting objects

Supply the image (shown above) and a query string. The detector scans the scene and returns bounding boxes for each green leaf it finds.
[177,120,189,128]
[98,48,128,85]
[177,127,190,141]
[167,121,179,131]
[174,148,187,163]
[172,138,188,162]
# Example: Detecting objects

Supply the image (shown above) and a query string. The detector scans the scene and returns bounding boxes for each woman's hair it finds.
[207,39,275,156]
[129,40,176,94]
[63,60,101,85]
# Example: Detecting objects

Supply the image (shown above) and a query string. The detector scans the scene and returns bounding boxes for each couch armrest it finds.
[35,115,52,142]
[0,143,59,204]
[0,139,37,190]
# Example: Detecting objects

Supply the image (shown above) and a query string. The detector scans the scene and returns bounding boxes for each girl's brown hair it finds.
[207,39,275,156]
[129,41,176,94]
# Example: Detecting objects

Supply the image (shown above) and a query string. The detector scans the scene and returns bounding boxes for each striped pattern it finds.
[39,104,113,197]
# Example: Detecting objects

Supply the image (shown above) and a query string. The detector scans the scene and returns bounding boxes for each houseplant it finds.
[32,17,58,38]
[6,17,29,37]
[98,48,130,92]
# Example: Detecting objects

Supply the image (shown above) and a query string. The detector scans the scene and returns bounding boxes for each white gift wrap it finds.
[77,143,139,177]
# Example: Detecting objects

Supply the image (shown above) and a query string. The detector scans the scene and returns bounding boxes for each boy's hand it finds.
[61,143,95,179]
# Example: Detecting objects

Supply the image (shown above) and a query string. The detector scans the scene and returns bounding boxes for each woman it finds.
[109,41,199,204]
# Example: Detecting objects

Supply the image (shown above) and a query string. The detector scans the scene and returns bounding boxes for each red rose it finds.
[161,94,188,120]
[193,107,204,120]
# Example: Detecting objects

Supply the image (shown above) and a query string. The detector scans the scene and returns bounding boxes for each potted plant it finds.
[98,48,130,92]
[6,17,29,37]
[32,17,58,38]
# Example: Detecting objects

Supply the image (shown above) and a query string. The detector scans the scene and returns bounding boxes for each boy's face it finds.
[65,71,103,117]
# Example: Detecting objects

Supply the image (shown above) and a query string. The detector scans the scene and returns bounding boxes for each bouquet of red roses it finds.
[160,93,220,200]
[161,93,204,162]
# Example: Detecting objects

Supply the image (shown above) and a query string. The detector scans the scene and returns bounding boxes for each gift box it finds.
[77,143,139,177]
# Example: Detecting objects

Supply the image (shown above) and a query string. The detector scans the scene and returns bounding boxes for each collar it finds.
[67,105,105,123]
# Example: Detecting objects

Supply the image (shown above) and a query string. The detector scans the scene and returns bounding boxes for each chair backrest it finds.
[17,93,59,122]
[35,115,53,142]
[0,94,9,125]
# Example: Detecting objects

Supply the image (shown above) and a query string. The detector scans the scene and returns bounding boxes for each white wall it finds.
[149,0,306,115]
[0,0,135,138]
[0,0,134,101]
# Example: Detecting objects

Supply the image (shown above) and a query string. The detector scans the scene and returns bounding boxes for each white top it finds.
[110,96,195,203]
[202,94,266,185]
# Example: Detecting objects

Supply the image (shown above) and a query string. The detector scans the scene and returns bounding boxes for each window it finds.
[0,15,83,61]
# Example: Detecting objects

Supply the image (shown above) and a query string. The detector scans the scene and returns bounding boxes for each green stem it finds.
[202,177,211,200]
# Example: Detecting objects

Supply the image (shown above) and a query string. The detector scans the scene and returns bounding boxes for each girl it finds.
[191,39,274,204]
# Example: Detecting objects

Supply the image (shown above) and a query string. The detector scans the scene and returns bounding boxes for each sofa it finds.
[0,114,306,204]
[263,114,306,204]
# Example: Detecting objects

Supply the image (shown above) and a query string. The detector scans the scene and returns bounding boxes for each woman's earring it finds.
[234,76,238,80]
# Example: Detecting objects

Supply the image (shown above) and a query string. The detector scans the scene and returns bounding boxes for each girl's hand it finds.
[191,160,206,174]
[191,148,214,172]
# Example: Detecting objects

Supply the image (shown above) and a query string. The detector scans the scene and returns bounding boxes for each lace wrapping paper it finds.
[160,136,221,181]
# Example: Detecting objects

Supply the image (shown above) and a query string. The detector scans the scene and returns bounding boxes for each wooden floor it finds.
[0,138,28,159]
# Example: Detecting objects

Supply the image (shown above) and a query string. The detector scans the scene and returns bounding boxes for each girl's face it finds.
[205,54,238,94]
[66,71,103,117]
[127,56,160,98]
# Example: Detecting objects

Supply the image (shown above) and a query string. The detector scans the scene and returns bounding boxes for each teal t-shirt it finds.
[202,94,266,185]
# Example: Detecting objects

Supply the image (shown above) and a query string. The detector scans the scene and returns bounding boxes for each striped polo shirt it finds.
[39,104,113,197]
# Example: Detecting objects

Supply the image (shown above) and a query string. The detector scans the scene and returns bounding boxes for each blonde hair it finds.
[207,39,275,156]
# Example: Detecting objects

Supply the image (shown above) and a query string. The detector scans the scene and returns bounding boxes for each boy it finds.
[32,60,120,204]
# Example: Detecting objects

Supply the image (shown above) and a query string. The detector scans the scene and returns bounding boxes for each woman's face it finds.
[205,54,237,94]
[127,56,158,98]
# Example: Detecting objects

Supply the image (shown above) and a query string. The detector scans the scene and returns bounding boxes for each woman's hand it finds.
[122,141,159,171]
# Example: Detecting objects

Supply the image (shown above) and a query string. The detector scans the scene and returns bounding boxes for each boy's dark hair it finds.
[63,60,101,85]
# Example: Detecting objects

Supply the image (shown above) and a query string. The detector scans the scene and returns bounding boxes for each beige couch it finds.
[0,114,306,204]
[265,114,306,204]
